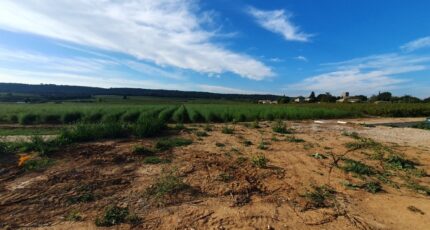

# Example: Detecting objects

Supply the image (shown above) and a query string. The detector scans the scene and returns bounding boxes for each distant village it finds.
[258,91,426,104]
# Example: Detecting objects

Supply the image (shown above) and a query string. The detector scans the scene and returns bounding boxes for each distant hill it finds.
[0,83,282,102]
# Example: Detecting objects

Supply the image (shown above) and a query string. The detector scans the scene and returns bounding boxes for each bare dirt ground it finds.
[0,118,429,229]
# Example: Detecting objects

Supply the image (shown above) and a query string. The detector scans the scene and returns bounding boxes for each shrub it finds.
[385,155,416,170]
[95,206,132,227]
[65,211,83,222]
[121,111,140,123]
[146,174,190,198]
[63,112,83,124]
[23,157,53,171]
[20,113,39,125]
[221,126,234,134]
[304,185,336,208]
[251,155,268,168]
[9,114,19,123]
[67,192,95,204]
[363,181,382,193]
[133,145,154,156]
[155,138,192,151]
[22,136,60,156]
[257,141,268,150]
[342,159,374,176]
[143,156,171,164]
[171,106,189,123]
[59,123,129,143]
[42,114,62,124]
[133,118,165,138]
[272,120,290,134]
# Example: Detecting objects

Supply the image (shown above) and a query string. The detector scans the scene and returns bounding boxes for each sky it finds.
[0,0,429,97]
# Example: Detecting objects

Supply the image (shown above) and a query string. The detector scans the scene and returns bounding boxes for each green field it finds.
[1,97,429,125]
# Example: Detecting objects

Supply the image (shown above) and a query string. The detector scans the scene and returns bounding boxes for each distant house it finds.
[294,97,305,103]
[258,100,278,104]
[336,92,362,103]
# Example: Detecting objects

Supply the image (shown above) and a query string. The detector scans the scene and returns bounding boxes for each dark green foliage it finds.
[59,123,129,143]
[143,156,171,164]
[257,141,268,150]
[272,120,290,134]
[385,155,416,170]
[304,185,336,208]
[95,206,131,227]
[342,159,374,175]
[146,174,190,198]
[407,181,430,196]
[0,142,11,155]
[23,157,53,171]
[221,126,234,134]
[85,112,104,123]
[20,113,39,125]
[195,131,208,137]
[42,114,62,124]
[155,138,192,151]
[413,122,430,130]
[172,105,189,123]
[9,114,19,123]
[133,145,154,156]
[67,192,95,204]
[121,111,140,123]
[363,181,382,193]
[243,140,253,146]
[62,112,83,124]
[21,136,60,156]
[133,118,165,138]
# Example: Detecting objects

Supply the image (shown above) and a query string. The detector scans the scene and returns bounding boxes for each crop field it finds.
[1,101,430,125]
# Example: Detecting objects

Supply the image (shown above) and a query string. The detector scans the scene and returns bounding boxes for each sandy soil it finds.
[0,119,429,229]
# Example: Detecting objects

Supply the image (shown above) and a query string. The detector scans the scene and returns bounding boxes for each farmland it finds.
[1,98,430,229]
[1,99,430,126]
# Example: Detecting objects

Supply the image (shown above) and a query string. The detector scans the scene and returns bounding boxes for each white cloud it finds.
[197,84,269,95]
[286,53,430,95]
[247,7,311,42]
[0,0,273,80]
[401,36,430,52]
[294,55,308,62]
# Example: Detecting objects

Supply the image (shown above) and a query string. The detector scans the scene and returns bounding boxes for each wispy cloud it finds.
[247,6,311,42]
[0,0,273,80]
[197,84,269,95]
[286,53,430,95]
[294,55,308,62]
[401,36,430,52]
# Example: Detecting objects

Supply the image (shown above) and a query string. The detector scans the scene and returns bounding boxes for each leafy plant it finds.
[95,205,134,227]
[146,173,190,198]
[155,138,192,151]
[221,126,234,134]
[251,155,268,168]
[342,159,374,176]
[304,185,336,208]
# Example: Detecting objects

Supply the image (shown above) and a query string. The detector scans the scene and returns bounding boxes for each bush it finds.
[133,145,154,156]
[221,126,234,134]
[146,174,189,198]
[304,185,335,208]
[342,159,374,175]
[9,115,19,123]
[85,112,104,123]
[23,157,53,171]
[95,206,131,227]
[59,123,129,143]
[122,111,140,123]
[20,113,39,125]
[133,118,165,138]
[385,155,416,169]
[62,112,83,124]
[42,114,62,124]
[251,155,268,168]
[272,120,290,134]
[0,142,12,155]
[155,138,192,151]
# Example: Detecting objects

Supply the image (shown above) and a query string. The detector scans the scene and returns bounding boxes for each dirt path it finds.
[0,119,429,229]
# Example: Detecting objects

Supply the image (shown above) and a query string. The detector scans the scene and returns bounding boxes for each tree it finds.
[373,92,392,101]
[424,97,430,103]
[316,92,336,102]
[308,91,316,102]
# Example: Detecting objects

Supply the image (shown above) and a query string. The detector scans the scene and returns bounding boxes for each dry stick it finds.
[326,148,358,186]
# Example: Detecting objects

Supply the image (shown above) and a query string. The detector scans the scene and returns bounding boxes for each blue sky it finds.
[0,0,429,97]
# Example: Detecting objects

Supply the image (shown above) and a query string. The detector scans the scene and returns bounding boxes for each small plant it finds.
[155,138,192,151]
[195,131,208,137]
[243,140,253,146]
[133,145,154,156]
[285,136,305,143]
[215,142,225,147]
[146,173,190,198]
[143,156,171,164]
[342,159,374,176]
[342,131,360,139]
[217,173,233,182]
[257,141,268,150]
[23,157,53,171]
[222,126,234,134]
[271,136,280,141]
[385,154,416,170]
[407,181,430,196]
[362,181,382,193]
[67,192,95,204]
[251,155,268,168]
[251,120,260,129]
[236,156,247,164]
[65,210,83,222]
[304,185,336,208]
[272,120,290,134]
[203,124,213,131]
[95,205,135,227]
